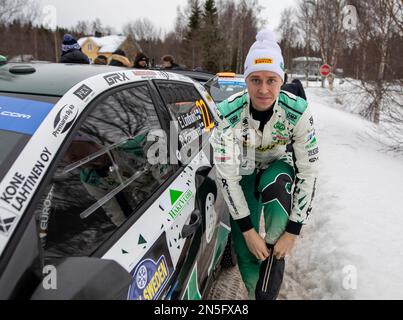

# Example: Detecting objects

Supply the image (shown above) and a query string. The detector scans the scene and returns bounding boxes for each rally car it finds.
[0,62,234,300]
[205,72,247,103]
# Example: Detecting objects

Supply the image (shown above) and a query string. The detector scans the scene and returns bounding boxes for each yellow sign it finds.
[254,58,273,65]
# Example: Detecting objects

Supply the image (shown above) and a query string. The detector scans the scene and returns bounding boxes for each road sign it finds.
[319,64,332,77]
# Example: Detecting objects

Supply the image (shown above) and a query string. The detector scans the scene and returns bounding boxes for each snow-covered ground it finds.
[282,85,403,300]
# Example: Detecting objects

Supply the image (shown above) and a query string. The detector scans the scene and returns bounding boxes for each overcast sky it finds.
[40,0,297,35]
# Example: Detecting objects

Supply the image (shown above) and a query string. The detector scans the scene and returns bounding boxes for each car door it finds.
[24,81,186,299]
[100,79,220,300]
[153,80,230,299]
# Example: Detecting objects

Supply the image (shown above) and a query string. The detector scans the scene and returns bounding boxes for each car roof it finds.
[0,62,127,97]
[155,68,215,83]
[217,74,244,80]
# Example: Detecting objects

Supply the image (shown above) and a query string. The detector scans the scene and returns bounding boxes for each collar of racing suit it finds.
[250,101,275,132]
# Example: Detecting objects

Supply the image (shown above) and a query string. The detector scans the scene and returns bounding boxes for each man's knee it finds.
[259,172,293,209]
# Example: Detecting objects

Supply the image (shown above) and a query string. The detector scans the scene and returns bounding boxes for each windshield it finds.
[0,94,56,181]
[209,79,246,103]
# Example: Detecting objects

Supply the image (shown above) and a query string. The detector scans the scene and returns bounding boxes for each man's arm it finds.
[290,105,319,228]
[273,104,319,259]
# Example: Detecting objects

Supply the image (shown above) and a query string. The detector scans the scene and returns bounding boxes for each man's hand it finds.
[243,229,270,260]
[273,232,297,259]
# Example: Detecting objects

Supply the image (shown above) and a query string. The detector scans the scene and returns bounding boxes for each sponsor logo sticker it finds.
[168,189,193,220]
[132,70,158,78]
[308,147,319,156]
[52,104,79,138]
[103,72,130,86]
[306,129,316,142]
[305,137,318,149]
[273,135,288,141]
[0,147,52,212]
[0,212,17,236]
[128,256,170,300]
[177,109,202,129]
[286,111,298,122]
[274,121,286,132]
[73,84,93,101]
[0,96,54,135]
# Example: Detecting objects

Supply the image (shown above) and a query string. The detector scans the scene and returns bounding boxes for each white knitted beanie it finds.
[244,29,285,81]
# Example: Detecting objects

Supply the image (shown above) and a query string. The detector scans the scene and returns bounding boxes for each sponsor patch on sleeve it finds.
[0,96,54,135]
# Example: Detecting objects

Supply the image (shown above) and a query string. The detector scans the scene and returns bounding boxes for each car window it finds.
[0,94,57,181]
[35,84,176,263]
[209,78,246,103]
[155,82,214,152]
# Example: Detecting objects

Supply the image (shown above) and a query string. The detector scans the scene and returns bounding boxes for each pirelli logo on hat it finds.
[254,58,273,65]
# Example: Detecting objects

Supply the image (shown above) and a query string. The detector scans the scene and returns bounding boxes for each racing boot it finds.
[255,244,285,300]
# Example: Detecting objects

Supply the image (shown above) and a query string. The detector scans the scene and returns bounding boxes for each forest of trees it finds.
[0,0,261,73]
[1,0,402,144]
[276,0,402,125]
[1,0,401,81]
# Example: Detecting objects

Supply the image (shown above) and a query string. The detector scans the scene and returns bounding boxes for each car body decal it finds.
[0,96,54,135]
[207,222,231,276]
[181,263,202,300]
[128,255,171,300]
[0,69,198,257]
[102,150,211,272]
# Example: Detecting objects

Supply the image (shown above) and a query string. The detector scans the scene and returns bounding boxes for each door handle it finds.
[181,209,202,239]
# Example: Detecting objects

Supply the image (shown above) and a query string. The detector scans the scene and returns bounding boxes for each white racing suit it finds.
[210,89,319,298]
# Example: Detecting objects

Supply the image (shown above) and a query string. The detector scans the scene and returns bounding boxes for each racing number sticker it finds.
[196,99,214,132]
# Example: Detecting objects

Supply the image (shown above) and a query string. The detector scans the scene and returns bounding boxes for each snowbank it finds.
[281,86,403,300]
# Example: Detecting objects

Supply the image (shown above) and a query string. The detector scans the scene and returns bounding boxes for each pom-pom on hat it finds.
[244,29,285,81]
[62,34,81,53]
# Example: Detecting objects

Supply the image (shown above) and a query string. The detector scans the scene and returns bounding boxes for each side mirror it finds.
[31,257,131,300]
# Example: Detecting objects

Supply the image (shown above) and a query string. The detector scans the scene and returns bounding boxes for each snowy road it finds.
[208,86,403,300]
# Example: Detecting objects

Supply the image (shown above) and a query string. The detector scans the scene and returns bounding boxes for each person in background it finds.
[60,34,90,64]
[161,54,181,70]
[133,52,149,69]
[93,55,108,65]
[281,74,307,101]
[108,49,132,67]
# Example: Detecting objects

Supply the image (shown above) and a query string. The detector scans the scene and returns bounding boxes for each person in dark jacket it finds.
[281,75,307,101]
[133,52,149,69]
[108,49,132,67]
[161,55,181,70]
[60,34,90,64]
[93,55,108,65]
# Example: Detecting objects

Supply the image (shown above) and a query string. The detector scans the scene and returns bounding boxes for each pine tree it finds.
[202,0,220,72]
[188,0,202,31]
[183,0,203,69]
